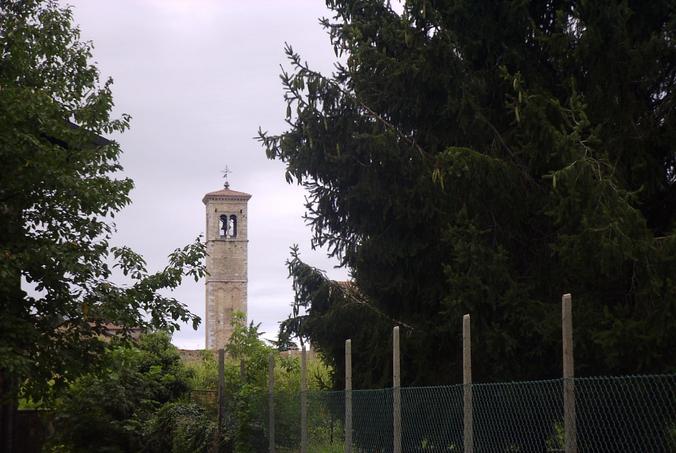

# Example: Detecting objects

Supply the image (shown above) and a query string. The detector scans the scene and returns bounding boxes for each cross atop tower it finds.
[221,166,231,189]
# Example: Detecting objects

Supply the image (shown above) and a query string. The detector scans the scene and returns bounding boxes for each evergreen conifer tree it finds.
[260,0,676,388]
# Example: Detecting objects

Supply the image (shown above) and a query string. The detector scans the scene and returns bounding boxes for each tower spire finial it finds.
[221,166,231,189]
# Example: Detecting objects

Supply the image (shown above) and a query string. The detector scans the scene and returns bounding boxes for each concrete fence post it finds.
[345,339,352,453]
[463,314,473,453]
[562,294,577,453]
[268,353,275,453]
[393,326,401,453]
[301,346,308,453]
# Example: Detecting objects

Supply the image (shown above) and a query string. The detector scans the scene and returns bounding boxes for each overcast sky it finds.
[64,0,350,349]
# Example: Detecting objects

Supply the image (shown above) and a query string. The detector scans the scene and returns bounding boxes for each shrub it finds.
[143,402,216,453]
[48,332,192,452]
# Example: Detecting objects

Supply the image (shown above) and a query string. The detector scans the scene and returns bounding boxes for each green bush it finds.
[48,316,336,452]
[143,402,216,453]
[183,312,335,452]
[48,332,198,452]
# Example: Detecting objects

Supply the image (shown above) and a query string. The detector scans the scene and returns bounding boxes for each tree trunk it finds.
[0,370,18,453]
[0,200,23,453]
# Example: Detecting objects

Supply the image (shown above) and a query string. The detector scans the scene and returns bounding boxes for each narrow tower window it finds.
[228,215,237,238]
[219,214,228,237]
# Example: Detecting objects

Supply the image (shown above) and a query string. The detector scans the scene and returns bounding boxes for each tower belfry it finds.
[202,177,251,349]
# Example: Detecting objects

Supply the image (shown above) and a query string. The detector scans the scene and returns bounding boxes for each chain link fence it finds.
[193,374,676,452]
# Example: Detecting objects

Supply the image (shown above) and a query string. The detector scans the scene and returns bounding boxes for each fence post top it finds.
[463,313,470,321]
[562,293,572,302]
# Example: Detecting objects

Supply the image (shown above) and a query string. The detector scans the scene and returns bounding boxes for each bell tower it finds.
[202,178,251,349]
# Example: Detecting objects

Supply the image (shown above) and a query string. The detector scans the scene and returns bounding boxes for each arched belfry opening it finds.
[229,214,237,238]
[219,214,228,237]
[219,214,238,238]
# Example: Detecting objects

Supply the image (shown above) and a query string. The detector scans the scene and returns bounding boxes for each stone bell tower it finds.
[203,178,251,349]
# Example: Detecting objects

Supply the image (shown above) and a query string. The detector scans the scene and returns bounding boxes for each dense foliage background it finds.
[49,317,334,453]
[49,333,205,452]
[260,0,676,388]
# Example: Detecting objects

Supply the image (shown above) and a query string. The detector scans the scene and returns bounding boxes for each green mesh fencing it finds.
[189,389,217,415]
[400,384,464,451]
[353,388,393,451]
[472,379,564,452]
[273,389,301,451]
[237,388,268,451]
[307,390,345,451]
[192,374,676,452]
[575,374,676,452]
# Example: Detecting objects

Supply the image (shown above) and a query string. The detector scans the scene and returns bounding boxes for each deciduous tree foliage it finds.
[0,0,205,411]
[260,0,676,388]
[50,333,197,452]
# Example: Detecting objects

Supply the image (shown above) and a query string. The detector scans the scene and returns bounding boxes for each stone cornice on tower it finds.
[202,188,252,204]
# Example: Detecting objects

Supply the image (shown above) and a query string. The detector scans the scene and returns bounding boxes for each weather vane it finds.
[221,166,231,189]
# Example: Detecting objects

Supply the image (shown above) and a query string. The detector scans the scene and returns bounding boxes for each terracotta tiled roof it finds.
[202,187,252,203]
[335,281,354,289]
[96,322,142,332]
[87,321,144,340]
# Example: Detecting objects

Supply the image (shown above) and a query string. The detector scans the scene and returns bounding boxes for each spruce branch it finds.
[283,43,429,161]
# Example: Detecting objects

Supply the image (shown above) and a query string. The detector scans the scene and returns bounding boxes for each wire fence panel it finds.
[307,390,344,452]
[274,389,301,452]
[473,379,564,453]
[353,388,393,452]
[239,389,268,452]
[190,389,217,415]
[401,385,463,451]
[576,374,676,452]
[191,374,676,452]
